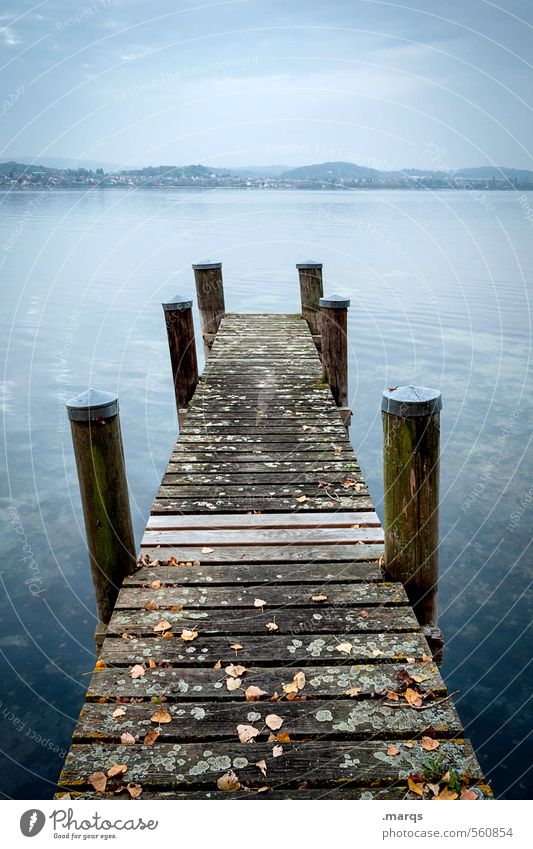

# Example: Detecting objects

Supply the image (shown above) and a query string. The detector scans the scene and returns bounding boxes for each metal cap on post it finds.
[66,388,136,641]
[381,384,443,648]
[319,294,350,422]
[297,261,323,339]
[192,260,225,357]
[162,294,198,423]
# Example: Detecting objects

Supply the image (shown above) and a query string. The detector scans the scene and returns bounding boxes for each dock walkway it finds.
[58,313,488,800]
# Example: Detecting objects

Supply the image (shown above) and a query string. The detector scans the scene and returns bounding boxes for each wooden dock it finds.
[58,309,489,800]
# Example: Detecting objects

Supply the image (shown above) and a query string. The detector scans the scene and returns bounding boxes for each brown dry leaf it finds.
[385,691,399,701]
[144,600,159,611]
[405,688,423,708]
[436,788,459,800]
[272,745,283,758]
[359,609,369,618]
[371,648,384,657]
[386,745,400,756]
[170,604,183,612]
[407,777,425,796]
[129,664,145,679]
[230,643,243,650]
[461,788,478,800]
[112,707,126,718]
[121,633,132,640]
[411,674,429,683]
[345,687,361,697]
[149,659,157,669]
[265,713,284,731]
[153,620,172,634]
[217,769,241,791]
[427,782,441,797]
[422,652,433,663]
[332,444,343,454]
[95,659,107,671]
[126,783,142,799]
[294,671,306,690]
[168,556,178,565]
[213,660,222,670]
[245,685,268,701]
[302,425,311,431]
[120,732,136,746]
[255,759,267,778]
[225,664,247,678]
[421,736,440,751]
[107,763,127,778]
[180,629,198,641]
[201,547,214,554]
[336,642,352,655]
[150,709,172,724]
[282,681,298,695]
[311,594,328,603]
[144,731,159,745]
[237,723,260,744]
[151,580,161,589]
[266,622,278,632]
[254,598,267,608]
[270,731,290,743]
[88,771,107,792]
[296,495,308,502]
[162,631,174,639]
[226,677,242,691]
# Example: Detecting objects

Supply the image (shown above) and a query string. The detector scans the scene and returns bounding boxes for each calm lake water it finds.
[0,188,531,799]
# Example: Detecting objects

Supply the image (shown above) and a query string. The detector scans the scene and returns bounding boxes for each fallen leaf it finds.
[170,605,183,612]
[150,580,161,589]
[126,783,142,799]
[107,764,127,778]
[296,495,308,502]
[421,736,440,751]
[112,707,126,718]
[149,659,157,669]
[345,687,361,697]
[162,631,174,639]
[422,653,433,663]
[332,444,342,454]
[95,659,107,671]
[265,713,284,731]
[144,600,159,611]
[150,709,172,724]
[254,598,267,608]
[201,547,214,554]
[129,665,145,679]
[237,724,260,744]
[143,731,159,745]
[180,629,198,641]
[294,671,306,690]
[461,788,478,800]
[359,609,369,618]
[168,556,178,565]
[255,759,267,778]
[121,633,131,640]
[226,677,242,691]
[153,620,172,633]
[436,788,459,800]
[311,594,328,603]
[230,643,243,650]
[88,771,107,792]
[427,782,441,797]
[225,664,247,678]
[405,688,423,708]
[266,622,278,632]
[269,731,290,743]
[387,745,400,756]
[408,777,425,796]
[371,648,384,657]
[385,691,399,701]
[217,769,241,791]
[335,642,352,655]
[213,660,222,670]
[120,732,136,746]
[282,681,298,695]
[245,685,268,701]
[272,745,283,757]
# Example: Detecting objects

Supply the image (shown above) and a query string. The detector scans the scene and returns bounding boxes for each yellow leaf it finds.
[311,594,328,603]
[404,687,423,708]
[162,631,174,639]
[408,777,425,796]
[213,660,222,669]
[296,495,308,502]
[88,771,107,792]
[217,769,241,791]
[150,709,171,724]
[436,787,459,800]
[95,659,107,671]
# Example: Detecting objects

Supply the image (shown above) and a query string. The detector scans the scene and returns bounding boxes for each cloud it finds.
[0,25,20,47]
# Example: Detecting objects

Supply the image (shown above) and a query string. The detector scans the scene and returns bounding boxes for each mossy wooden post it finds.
[381,385,442,638]
[297,261,323,341]
[66,389,136,645]
[319,294,351,426]
[193,261,225,357]
[162,295,198,427]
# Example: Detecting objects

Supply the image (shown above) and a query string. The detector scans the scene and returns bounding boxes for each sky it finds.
[0,0,532,170]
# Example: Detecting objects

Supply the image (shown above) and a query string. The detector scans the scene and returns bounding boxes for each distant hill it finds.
[228,165,290,177]
[4,155,121,171]
[454,166,533,182]
[116,164,230,177]
[281,161,384,180]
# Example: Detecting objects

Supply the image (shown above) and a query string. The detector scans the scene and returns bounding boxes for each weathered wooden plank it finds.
[74,697,461,742]
[151,496,375,513]
[115,581,405,609]
[125,560,383,587]
[58,739,484,790]
[99,633,431,667]
[156,485,370,500]
[146,511,381,530]
[57,787,415,800]
[164,461,360,474]
[141,527,384,548]
[175,433,351,444]
[139,543,384,562]
[107,605,416,636]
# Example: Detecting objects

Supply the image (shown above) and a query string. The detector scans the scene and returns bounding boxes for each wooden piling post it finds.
[66,389,136,631]
[381,385,442,630]
[193,261,225,356]
[162,295,198,425]
[319,294,351,425]
[297,261,323,339]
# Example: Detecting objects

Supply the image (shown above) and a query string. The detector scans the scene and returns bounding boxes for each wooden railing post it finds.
[162,295,198,426]
[381,385,442,635]
[319,294,351,425]
[297,261,323,340]
[193,261,225,356]
[66,389,136,636]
